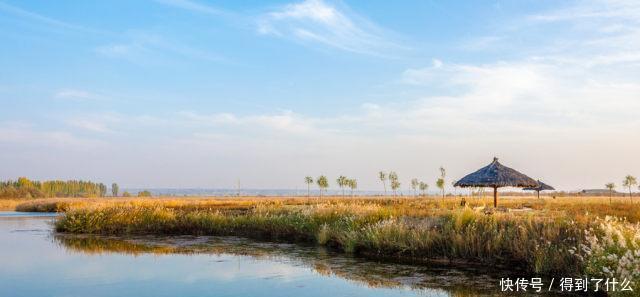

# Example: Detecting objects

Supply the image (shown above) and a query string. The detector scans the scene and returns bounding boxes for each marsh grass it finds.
[14,195,639,294]
[0,199,25,211]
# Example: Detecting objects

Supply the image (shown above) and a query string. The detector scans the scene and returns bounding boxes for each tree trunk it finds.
[383,182,387,196]
[537,191,540,199]
[610,190,612,205]
[307,184,310,197]
[493,186,498,208]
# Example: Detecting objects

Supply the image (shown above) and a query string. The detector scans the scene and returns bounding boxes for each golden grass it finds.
[13,195,639,296]
[0,199,27,210]
[14,195,640,223]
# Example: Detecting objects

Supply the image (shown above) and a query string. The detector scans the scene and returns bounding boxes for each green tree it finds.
[317,175,329,198]
[348,179,357,197]
[378,171,387,196]
[389,171,400,196]
[622,175,637,203]
[137,190,152,197]
[304,176,313,197]
[437,166,446,200]
[419,182,428,196]
[337,176,348,197]
[410,178,419,196]
[436,178,445,200]
[605,183,615,204]
[122,191,131,197]
[111,183,119,197]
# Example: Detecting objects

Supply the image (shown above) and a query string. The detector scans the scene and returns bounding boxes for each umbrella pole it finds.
[493,186,498,208]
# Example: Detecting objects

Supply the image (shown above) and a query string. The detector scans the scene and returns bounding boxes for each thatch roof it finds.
[454,157,538,188]
[523,180,555,191]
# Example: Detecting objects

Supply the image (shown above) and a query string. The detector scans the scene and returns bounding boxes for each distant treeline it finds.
[0,177,108,198]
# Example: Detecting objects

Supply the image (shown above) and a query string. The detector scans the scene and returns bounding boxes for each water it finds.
[0,212,559,297]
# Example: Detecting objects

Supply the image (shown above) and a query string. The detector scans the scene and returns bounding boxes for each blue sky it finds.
[1,0,639,191]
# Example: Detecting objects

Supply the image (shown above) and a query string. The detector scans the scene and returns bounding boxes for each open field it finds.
[11,195,640,222]
[10,195,638,295]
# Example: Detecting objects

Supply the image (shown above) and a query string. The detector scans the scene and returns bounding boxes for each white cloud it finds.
[0,122,106,150]
[257,0,405,57]
[178,110,314,135]
[54,89,96,101]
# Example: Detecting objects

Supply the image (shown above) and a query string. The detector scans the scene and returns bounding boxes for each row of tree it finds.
[0,177,156,198]
[303,167,451,198]
[0,177,110,198]
[605,175,639,202]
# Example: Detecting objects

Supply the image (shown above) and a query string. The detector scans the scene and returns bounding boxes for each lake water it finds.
[0,212,559,297]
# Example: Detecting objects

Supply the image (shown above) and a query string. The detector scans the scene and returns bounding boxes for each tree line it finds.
[0,177,112,198]
[304,167,450,198]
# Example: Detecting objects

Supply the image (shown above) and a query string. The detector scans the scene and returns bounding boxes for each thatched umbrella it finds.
[454,157,538,207]
[523,180,555,199]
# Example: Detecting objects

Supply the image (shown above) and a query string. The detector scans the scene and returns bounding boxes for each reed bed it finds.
[0,199,25,211]
[11,195,639,295]
[48,196,639,292]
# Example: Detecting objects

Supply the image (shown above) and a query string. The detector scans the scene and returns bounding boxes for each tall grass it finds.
[14,195,637,295]
[55,201,621,275]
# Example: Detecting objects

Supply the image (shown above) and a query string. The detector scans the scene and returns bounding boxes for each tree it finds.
[304,176,314,197]
[410,178,419,196]
[378,171,387,196]
[137,190,152,197]
[419,182,428,196]
[337,176,348,197]
[122,191,131,197]
[622,175,637,203]
[389,171,400,196]
[437,166,446,200]
[317,175,329,198]
[111,183,119,197]
[605,183,615,204]
[348,179,357,197]
[436,178,445,200]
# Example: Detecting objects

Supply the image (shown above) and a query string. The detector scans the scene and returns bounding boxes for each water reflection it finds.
[54,234,533,297]
[0,214,563,297]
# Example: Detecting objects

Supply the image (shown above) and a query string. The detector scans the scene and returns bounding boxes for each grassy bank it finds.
[49,196,640,296]
[0,199,26,210]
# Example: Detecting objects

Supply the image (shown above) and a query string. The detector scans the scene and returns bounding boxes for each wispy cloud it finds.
[179,110,315,135]
[95,32,226,64]
[0,1,107,35]
[257,0,405,57]
[54,89,97,101]
[0,122,106,150]
[154,0,225,16]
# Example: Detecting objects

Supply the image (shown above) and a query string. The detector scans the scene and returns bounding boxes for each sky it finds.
[1,0,639,191]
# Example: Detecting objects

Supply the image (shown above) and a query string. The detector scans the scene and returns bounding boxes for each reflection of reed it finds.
[54,235,517,296]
